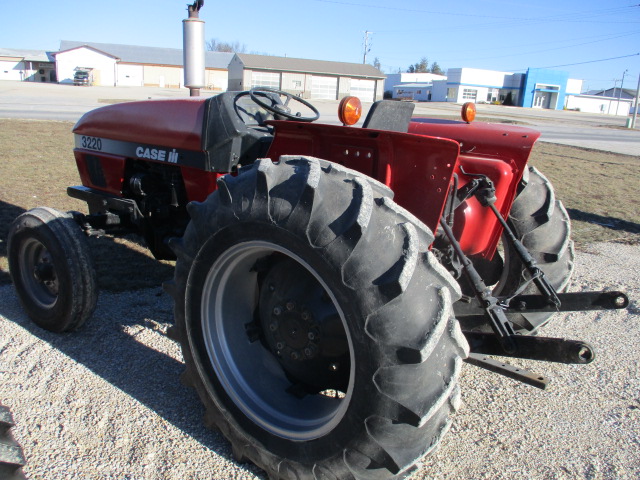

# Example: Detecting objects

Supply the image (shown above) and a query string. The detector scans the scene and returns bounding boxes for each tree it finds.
[407,57,429,73]
[372,57,381,71]
[206,38,247,53]
[430,62,443,75]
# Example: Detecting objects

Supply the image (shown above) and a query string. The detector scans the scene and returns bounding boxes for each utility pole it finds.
[631,73,639,129]
[363,31,372,64]
[615,69,628,116]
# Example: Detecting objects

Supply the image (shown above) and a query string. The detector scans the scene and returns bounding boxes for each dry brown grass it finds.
[1,119,638,291]
[529,142,640,246]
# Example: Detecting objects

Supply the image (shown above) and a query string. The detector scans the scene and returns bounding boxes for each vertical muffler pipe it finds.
[183,1,205,97]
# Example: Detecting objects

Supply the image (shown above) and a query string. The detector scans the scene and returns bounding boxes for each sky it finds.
[1,0,639,92]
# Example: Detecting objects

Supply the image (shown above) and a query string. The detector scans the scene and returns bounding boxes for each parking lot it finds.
[1,80,638,155]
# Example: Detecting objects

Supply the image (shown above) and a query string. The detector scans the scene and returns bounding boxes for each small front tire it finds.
[8,207,98,332]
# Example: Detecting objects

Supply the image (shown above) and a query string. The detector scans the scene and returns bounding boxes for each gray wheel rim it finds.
[198,241,354,440]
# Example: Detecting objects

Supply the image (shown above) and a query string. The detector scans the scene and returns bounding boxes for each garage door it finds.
[251,71,280,89]
[350,78,375,102]
[311,76,338,100]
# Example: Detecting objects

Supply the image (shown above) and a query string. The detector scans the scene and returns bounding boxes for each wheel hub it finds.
[266,300,321,362]
[258,257,349,393]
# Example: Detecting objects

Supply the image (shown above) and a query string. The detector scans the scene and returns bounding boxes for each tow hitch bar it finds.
[439,173,630,389]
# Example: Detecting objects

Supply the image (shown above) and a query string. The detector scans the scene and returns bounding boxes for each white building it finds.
[0,48,56,82]
[434,68,525,105]
[391,83,434,101]
[384,72,446,96]
[564,94,632,116]
[55,41,233,90]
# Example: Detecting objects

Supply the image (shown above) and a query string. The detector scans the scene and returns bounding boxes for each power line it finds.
[308,0,636,22]
[511,53,640,71]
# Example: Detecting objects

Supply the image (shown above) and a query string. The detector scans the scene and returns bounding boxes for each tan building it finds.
[228,54,386,102]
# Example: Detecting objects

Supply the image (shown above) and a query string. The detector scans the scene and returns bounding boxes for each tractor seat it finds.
[362,100,416,133]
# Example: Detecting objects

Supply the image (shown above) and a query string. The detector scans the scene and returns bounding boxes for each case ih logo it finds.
[135,146,179,163]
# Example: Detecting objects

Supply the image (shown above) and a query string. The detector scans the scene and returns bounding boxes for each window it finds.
[292,80,302,88]
[447,88,456,98]
[463,89,477,101]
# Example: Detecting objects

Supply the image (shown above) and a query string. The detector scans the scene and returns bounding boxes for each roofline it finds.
[248,67,384,79]
[234,53,385,79]
[54,45,121,61]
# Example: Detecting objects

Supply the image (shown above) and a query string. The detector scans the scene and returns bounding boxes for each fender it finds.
[266,121,459,235]
[409,119,541,257]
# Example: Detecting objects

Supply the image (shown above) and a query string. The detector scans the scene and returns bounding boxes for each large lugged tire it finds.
[0,405,27,480]
[167,156,469,479]
[494,165,575,332]
[8,207,98,332]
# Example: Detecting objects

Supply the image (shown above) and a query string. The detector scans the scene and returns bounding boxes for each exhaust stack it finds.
[183,1,205,97]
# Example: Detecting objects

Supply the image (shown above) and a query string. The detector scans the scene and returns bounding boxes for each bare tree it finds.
[372,57,381,71]
[206,39,247,53]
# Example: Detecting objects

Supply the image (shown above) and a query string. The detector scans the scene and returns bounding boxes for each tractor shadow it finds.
[0,286,263,478]
[0,199,174,290]
[566,208,640,235]
[1,199,262,474]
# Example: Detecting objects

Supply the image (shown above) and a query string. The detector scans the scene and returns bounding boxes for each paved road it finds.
[1,80,638,156]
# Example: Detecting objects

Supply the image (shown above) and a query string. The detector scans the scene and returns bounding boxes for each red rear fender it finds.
[267,122,459,234]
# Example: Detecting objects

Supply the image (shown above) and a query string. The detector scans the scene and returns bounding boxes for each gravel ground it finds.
[1,242,638,480]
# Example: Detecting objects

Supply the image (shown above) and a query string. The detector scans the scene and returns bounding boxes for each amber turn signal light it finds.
[338,96,363,126]
[461,102,476,123]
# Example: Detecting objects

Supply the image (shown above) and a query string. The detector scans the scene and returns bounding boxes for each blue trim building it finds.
[521,68,570,110]
[428,67,582,110]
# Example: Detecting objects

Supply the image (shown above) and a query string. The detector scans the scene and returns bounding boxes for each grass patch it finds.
[0,119,638,291]
[530,142,640,246]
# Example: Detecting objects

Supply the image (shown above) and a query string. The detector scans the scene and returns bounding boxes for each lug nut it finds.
[291,352,299,360]
[286,301,295,311]
[273,306,282,316]
[308,332,315,340]
[301,311,310,320]
[269,322,278,331]
[276,342,284,350]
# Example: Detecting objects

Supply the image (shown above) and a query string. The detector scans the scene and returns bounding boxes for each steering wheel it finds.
[249,87,320,122]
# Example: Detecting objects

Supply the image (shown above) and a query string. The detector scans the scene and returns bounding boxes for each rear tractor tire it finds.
[168,156,469,479]
[0,404,27,480]
[8,207,97,332]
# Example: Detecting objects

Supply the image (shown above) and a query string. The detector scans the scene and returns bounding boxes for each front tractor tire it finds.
[168,156,469,479]
[8,207,97,332]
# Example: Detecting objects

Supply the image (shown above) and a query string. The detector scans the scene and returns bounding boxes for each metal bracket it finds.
[464,331,595,364]
[465,353,549,390]
[455,291,629,317]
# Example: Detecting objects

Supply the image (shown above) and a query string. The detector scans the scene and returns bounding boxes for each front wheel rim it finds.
[18,238,59,308]
[197,240,354,441]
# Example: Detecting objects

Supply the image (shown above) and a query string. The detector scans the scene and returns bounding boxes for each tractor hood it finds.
[409,118,541,165]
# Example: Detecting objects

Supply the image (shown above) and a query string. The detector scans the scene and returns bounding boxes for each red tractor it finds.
[7,89,628,479]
